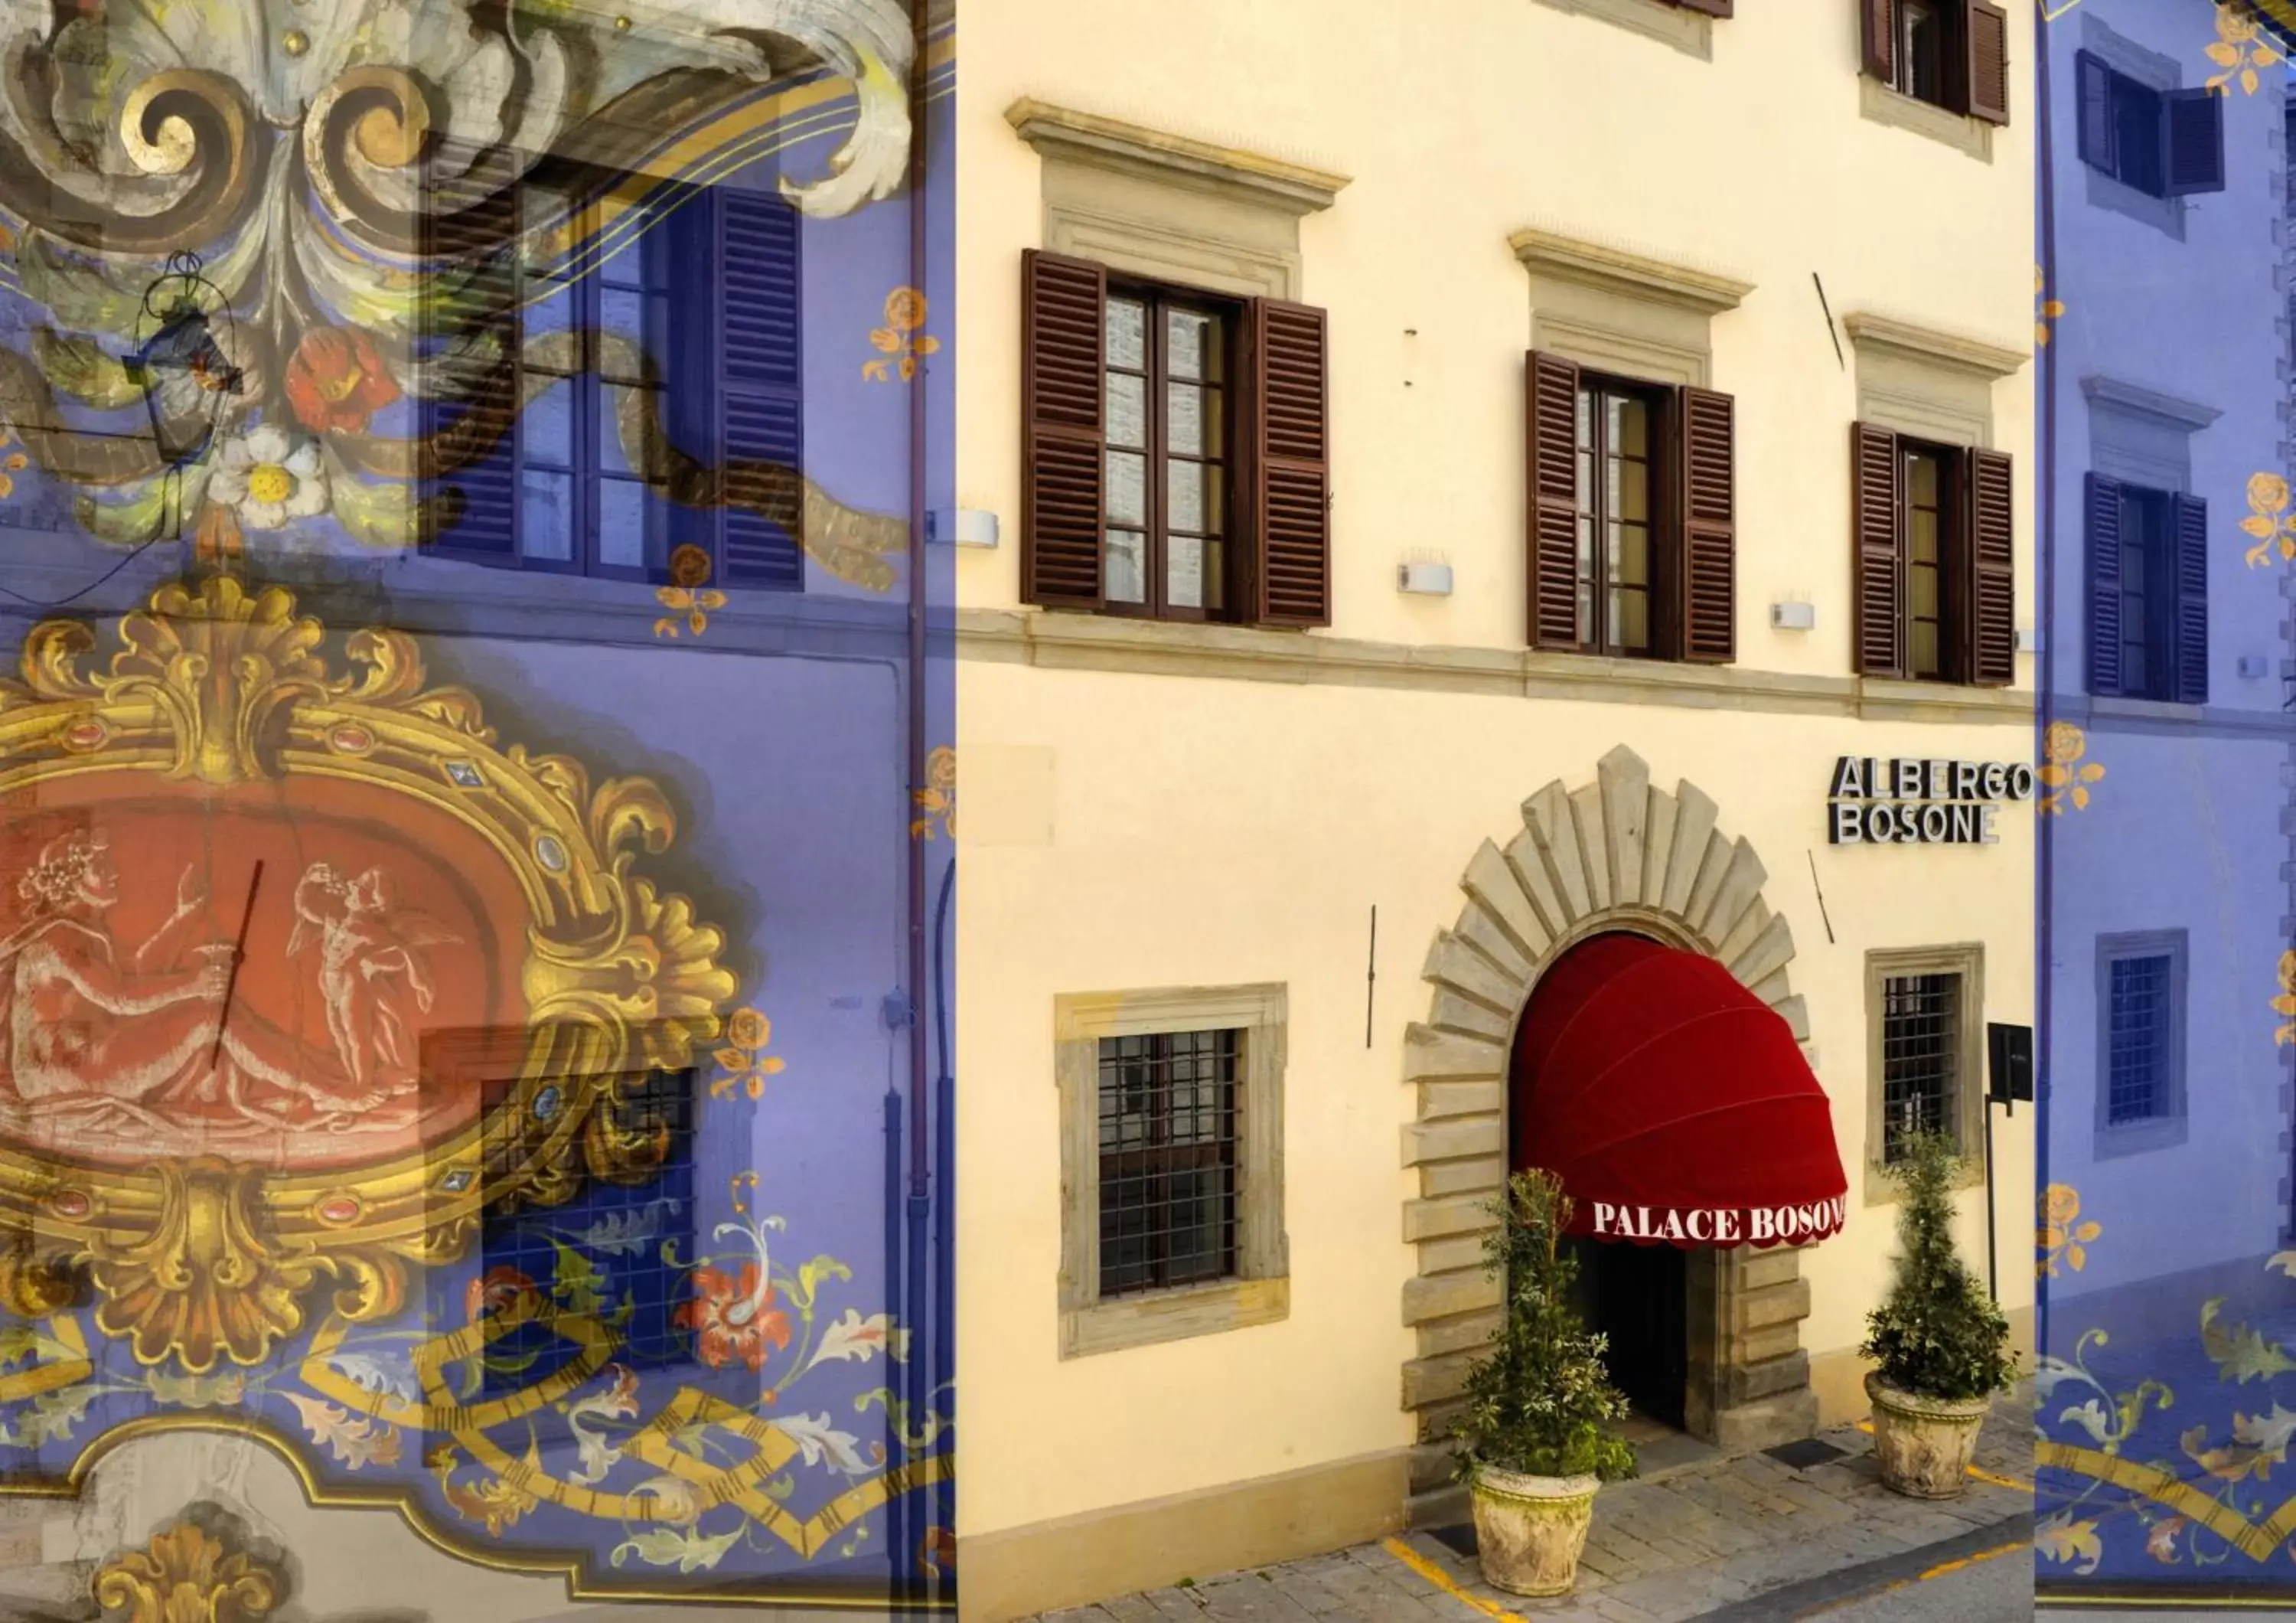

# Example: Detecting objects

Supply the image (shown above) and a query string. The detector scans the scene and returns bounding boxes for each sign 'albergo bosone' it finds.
[1825,756,2035,847]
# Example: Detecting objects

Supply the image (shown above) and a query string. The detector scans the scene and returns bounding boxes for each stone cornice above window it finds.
[1509,227,1754,317]
[1841,312,2028,383]
[2080,374,2223,433]
[1005,98,1350,217]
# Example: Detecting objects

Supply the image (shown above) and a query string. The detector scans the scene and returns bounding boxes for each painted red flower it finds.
[673,1264,791,1370]
[285,326,402,433]
[464,1265,540,1324]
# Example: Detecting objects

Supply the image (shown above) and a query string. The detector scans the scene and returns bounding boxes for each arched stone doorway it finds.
[1401,746,1822,1523]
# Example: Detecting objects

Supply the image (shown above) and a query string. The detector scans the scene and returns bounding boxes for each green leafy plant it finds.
[1862,1129,2015,1401]
[1451,1168,1636,1484]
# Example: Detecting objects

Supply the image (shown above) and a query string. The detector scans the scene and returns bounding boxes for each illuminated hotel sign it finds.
[1825,756,2035,847]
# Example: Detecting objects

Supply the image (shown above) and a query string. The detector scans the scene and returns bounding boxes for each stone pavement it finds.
[1026,1383,2035,1623]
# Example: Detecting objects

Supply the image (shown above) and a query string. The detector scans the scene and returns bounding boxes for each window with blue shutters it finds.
[420,171,804,589]
[2095,930,2187,1158]
[2075,49,2224,201]
[2085,473,2206,704]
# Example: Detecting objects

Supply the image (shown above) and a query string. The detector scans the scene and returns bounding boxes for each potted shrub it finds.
[1861,1129,2015,1499]
[1450,1168,1636,1597]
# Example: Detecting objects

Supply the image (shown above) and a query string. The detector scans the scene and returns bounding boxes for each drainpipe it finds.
[2032,0,2060,1363]
[899,0,936,1603]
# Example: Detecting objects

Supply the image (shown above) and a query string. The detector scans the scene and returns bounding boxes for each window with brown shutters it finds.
[1861,0,2012,128]
[1524,351,1735,664]
[1019,253,1329,628]
[1850,423,2016,687]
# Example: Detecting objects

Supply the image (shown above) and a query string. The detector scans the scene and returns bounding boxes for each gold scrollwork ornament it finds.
[93,1519,284,1623]
[0,570,737,1370]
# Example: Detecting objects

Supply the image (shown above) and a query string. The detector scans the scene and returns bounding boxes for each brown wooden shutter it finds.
[1860,0,1895,83]
[1851,421,1904,678]
[1526,351,1582,650]
[1021,249,1107,610]
[1967,447,2015,687]
[1965,1,2011,126]
[1247,297,1330,629]
[1677,386,1736,664]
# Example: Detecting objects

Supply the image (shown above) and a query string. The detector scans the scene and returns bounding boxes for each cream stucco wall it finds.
[952,0,2039,1605]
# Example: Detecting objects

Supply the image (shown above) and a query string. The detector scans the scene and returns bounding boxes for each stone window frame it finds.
[1054,983,1290,1359]
[1527,0,1717,60]
[1511,227,1753,392]
[1862,942,1988,1206]
[1843,312,2024,454]
[2082,375,2221,497]
[1006,99,1349,305]
[2077,14,2190,242]
[2093,929,2190,1160]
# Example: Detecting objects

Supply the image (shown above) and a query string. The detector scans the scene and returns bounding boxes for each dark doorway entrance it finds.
[1567,1237,1688,1430]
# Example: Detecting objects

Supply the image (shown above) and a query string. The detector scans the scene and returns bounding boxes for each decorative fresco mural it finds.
[2032,0,2296,1602]
[0,0,955,1612]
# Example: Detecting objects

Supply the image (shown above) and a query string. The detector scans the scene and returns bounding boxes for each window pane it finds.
[520,470,575,561]
[1106,299,1146,371]
[1910,561,1939,618]
[1614,396,1646,457]
[1106,529,1146,604]
[1618,522,1649,587]
[1168,383,1205,456]
[524,380,576,469]
[1907,451,1939,506]
[1204,536,1225,611]
[1107,373,1147,450]
[1614,587,1649,652]
[1107,450,1146,527]
[1204,465,1227,537]
[598,478,654,570]
[1167,459,1204,534]
[1881,972,1959,1160]
[600,289,664,381]
[1619,458,1649,524]
[1912,622,1940,677]
[1167,309,1212,381]
[526,276,575,347]
[1168,533,1203,610]
[2108,955,2172,1123]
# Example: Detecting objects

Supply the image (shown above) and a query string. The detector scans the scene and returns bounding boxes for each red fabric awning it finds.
[1512,935,1848,1249]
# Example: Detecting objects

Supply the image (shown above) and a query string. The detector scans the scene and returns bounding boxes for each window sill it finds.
[1527,0,1713,60]
[1858,77,1993,163]
[963,608,2033,724]
[2092,1115,2188,1161]
[1060,1275,1290,1360]
[2084,163,2185,242]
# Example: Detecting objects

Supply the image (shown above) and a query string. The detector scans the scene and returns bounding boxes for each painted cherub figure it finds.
[288,861,460,1090]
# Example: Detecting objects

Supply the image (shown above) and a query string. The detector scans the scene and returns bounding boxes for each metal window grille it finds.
[2107,954,2172,1124]
[477,1068,700,1394]
[1881,973,1959,1161]
[1097,1029,1240,1298]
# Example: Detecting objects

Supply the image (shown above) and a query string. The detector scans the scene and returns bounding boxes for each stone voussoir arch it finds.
[1398,744,1821,1519]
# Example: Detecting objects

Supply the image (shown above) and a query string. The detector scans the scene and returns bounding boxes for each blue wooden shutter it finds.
[2171,491,2209,705]
[2074,52,2112,172]
[420,175,520,560]
[2085,472,2122,697]
[717,187,804,590]
[2163,87,2227,198]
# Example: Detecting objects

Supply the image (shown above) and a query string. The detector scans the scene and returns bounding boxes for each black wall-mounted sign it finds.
[1988,1022,2034,1110]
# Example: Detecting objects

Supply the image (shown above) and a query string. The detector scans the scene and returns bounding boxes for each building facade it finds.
[2032,0,2296,1598]
[953,2,2039,1618]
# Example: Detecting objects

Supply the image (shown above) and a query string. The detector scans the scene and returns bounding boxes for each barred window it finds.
[2106,955,2172,1124]
[1880,972,1961,1161]
[1096,1029,1239,1298]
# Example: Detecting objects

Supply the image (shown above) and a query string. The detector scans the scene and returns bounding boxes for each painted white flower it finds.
[208,425,327,531]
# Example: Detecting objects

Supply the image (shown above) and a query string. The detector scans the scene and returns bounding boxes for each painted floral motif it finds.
[2206,3,2282,95]
[92,1520,283,1623]
[675,1265,794,1370]
[655,544,729,638]
[207,426,328,531]
[2038,1184,2102,1278]
[285,328,403,433]
[2038,722,2105,815]
[2037,1513,2105,1576]
[910,746,956,841]
[2241,472,2296,566]
[864,286,941,383]
[2272,951,2296,1045]
[2035,266,2066,348]
[712,1006,789,1100]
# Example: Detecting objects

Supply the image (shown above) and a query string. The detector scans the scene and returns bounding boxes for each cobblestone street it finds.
[1027,1386,2034,1623]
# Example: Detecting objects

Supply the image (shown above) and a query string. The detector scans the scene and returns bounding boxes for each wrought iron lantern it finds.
[123,250,243,469]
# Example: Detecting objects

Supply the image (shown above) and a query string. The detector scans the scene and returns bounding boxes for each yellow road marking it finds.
[1798,1539,2029,1616]
[1382,1536,1531,1623]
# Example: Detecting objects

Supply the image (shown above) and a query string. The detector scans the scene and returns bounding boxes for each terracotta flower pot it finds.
[1469,1465,1600,1597]
[1865,1373,1991,1499]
